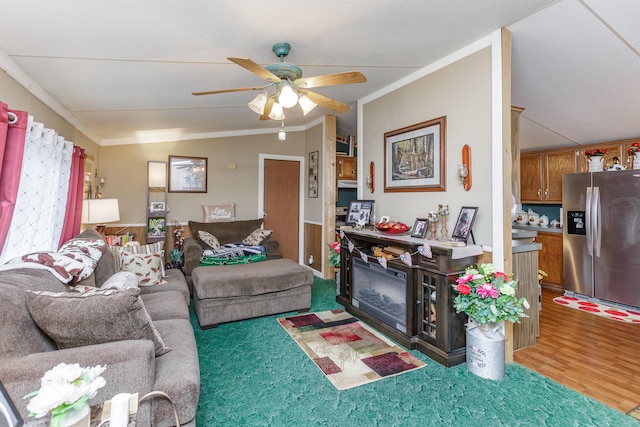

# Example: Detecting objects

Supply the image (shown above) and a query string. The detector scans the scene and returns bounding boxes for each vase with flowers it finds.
[24,363,106,427]
[628,143,640,169]
[328,241,341,294]
[585,148,606,172]
[452,263,528,380]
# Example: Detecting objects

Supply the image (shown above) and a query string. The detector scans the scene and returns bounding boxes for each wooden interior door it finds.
[263,159,300,262]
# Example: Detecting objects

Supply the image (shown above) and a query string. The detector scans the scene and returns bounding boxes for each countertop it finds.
[512,223,563,234]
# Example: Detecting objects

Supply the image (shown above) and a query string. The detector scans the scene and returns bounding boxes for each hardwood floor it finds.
[514,287,640,414]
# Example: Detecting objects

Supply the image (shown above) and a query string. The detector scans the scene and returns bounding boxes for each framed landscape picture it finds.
[384,116,446,192]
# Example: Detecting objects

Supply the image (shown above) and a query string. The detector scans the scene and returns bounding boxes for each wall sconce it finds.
[459,144,472,191]
[366,161,375,193]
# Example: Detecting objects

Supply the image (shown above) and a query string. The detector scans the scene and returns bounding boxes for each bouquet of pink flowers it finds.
[452,263,528,324]
[327,241,341,267]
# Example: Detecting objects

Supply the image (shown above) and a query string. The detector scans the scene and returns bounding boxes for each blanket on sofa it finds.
[0,236,106,284]
[200,243,267,266]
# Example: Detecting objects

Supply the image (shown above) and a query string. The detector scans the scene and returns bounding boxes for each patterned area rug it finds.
[628,404,640,421]
[553,296,640,323]
[278,309,425,390]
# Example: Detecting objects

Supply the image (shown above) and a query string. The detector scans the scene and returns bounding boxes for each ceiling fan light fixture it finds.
[278,84,298,108]
[298,94,317,115]
[248,91,268,115]
[269,102,285,120]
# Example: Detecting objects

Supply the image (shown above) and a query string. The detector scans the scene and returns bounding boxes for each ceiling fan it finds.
[192,42,367,120]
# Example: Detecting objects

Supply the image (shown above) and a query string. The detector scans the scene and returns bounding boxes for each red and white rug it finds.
[553,296,640,323]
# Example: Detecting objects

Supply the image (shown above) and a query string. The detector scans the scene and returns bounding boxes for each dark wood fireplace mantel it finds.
[337,229,482,366]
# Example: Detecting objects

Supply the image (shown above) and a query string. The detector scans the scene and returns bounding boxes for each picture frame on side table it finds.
[451,206,478,243]
[384,116,446,192]
[345,200,375,226]
[411,218,428,238]
[168,155,207,193]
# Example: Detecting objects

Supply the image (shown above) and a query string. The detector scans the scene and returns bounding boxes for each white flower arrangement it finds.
[24,363,106,426]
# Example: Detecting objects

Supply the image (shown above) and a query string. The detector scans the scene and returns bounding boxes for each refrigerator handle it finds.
[586,187,593,256]
[594,186,601,257]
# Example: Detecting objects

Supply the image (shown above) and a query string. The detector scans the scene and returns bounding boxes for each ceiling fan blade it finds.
[259,96,275,121]
[299,90,351,114]
[228,57,282,82]
[295,71,366,88]
[192,86,265,96]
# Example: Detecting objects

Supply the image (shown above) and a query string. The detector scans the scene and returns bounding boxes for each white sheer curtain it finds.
[0,117,73,262]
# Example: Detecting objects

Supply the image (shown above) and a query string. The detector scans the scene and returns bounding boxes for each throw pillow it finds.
[100,271,139,290]
[197,230,220,249]
[202,203,235,223]
[25,288,171,356]
[114,241,166,277]
[120,251,166,286]
[243,228,272,245]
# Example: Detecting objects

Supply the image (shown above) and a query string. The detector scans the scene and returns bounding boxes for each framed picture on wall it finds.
[345,200,375,226]
[168,155,208,193]
[308,150,319,198]
[384,116,446,192]
[451,206,478,242]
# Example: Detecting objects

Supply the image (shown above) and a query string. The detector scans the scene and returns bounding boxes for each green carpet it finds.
[190,277,638,426]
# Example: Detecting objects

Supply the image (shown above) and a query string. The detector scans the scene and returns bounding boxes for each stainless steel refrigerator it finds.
[563,169,640,309]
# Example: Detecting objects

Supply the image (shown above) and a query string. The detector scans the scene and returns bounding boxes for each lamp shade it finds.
[248,92,268,115]
[82,198,120,224]
[268,102,285,120]
[148,161,167,188]
[298,94,317,115]
[278,84,298,108]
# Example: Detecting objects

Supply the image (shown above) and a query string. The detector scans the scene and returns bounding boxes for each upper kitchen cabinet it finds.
[337,156,357,180]
[578,143,623,172]
[520,150,577,203]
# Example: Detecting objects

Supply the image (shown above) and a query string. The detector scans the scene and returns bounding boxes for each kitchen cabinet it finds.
[520,150,577,203]
[578,142,623,172]
[535,231,563,288]
[337,156,357,180]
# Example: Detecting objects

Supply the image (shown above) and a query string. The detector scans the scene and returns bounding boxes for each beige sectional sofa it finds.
[0,228,200,427]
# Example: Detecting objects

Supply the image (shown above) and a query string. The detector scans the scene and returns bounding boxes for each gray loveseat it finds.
[0,228,200,427]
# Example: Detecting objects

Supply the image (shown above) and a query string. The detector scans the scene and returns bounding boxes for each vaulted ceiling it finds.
[0,0,638,149]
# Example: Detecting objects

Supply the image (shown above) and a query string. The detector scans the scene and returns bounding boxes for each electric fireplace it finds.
[351,257,408,334]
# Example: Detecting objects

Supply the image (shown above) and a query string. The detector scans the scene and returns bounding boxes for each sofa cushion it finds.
[189,218,263,247]
[120,252,166,286]
[138,269,190,306]
[25,288,171,356]
[140,291,189,321]
[242,228,272,245]
[114,241,166,277]
[100,271,139,290]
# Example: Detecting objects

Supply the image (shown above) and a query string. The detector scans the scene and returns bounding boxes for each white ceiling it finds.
[0,0,638,149]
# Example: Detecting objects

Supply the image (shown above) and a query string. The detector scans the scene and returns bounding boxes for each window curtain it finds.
[58,146,86,246]
[0,102,28,254]
[0,113,79,263]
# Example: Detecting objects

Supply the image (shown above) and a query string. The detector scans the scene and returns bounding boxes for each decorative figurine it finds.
[438,204,449,240]
[427,211,439,240]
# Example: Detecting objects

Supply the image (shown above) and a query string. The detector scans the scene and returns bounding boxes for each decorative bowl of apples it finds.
[375,220,411,235]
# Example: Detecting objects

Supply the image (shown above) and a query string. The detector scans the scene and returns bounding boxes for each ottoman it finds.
[192,258,313,328]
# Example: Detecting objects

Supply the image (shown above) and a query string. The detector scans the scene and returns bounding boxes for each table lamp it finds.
[82,198,120,236]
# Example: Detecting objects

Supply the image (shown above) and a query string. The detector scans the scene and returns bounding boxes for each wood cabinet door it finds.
[536,232,563,287]
[544,150,577,202]
[520,154,543,202]
[337,156,357,180]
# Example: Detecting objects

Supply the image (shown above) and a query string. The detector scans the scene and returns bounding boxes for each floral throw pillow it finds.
[120,252,166,286]
[243,228,272,246]
[198,230,220,249]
